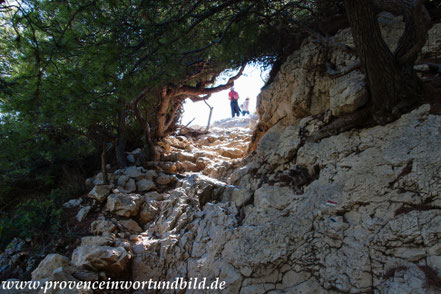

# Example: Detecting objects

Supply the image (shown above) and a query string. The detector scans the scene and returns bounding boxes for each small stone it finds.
[125,178,137,193]
[81,236,114,247]
[119,219,143,234]
[106,193,144,217]
[76,206,91,222]
[145,170,158,181]
[145,191,163,201]
[138,201,159,225]
[155,173,172,185]
[117,175,129,187]
[88,185,112,202]
[124,166,144,179]
[90,219,117,235]
[127,154,135,163]
[63,198,82,209]
[136,179,156,192]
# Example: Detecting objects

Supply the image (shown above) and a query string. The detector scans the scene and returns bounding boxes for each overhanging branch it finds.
[178,63,246,96]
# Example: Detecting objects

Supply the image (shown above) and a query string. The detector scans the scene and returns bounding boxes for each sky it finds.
[181,63,271,127]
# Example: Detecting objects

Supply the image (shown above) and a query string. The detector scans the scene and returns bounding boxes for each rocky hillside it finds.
[2,13,441,294]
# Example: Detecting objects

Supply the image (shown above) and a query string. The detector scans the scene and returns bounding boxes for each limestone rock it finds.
[117,175,129,187]
[422,23,441,58]
[33,17,441,293]
[144,191,164,201]
[88,185,112,202]
[31,254,70,280]
[90,219,117,235]
[144,170,158,181]
[329,71,368,116]
[80,236,114,247]
[176,161,199,172]
[231,188,253,207]
[63,198,82,209]
[124,178,136,193]
[71,246,131,274]
[106,193,144,217]
[138,201,159,226]
[119,219,143,234]
[254,186,296,209]
[155,173,174,185]
[219,147,244,159]
[196,157,212,170]
[76,206,91,222]
[124,166,144,179]
[136,179,155,192]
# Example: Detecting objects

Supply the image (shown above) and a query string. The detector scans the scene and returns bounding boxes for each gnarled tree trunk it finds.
[101,143,109,185]
[131,88,159,162]
[344,0,430,123]
[115,103,127,169]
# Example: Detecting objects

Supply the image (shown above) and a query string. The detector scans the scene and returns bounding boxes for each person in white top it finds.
[241,97,250,116]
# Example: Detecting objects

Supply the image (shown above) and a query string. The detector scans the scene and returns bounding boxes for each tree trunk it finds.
[156,87,172,139]
[101,143,109,185]
[344,0,422,123]
[132,97,159,161]
[115,104,127,169]
[204,99,214,132]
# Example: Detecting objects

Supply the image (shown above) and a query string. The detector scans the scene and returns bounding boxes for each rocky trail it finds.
[2,13,441,294]
[0,115,258,294]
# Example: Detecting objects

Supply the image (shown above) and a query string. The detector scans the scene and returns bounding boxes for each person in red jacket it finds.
[228,87,241,118]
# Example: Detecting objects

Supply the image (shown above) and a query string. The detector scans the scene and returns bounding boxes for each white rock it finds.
[124,166,144,179]
[31,254,70,280]
[117,175,129,187]
[138,201,159,225]
[329,71,368,116]
[254,186,297,210]
[76,206,91,222]
[88,185,112,202]
[155,173,174,185]
[71,246,131,274]
[119,219,143,234]
[80,236,114,247]
[136,179,155,192]
[125,178,137,193]
[106,193,144,217]
[62,198,82,209]
[90,219,117,235]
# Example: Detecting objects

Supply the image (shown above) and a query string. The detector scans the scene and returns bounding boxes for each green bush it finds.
[0,189,71,251]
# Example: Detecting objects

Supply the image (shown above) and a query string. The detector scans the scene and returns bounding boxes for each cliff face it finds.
[255,13,441,138]
[134,15,441,293]
[10,14,441,294]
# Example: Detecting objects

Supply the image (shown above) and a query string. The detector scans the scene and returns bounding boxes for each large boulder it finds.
[31,254,70,280]
[138,200,159,226]
[106,193,144,217]
[123,166,144,179]
[88,185,112,202]
[71,246,131,275]
[136,179,155,192]
[90,219,117,235]
[119,219,143,234]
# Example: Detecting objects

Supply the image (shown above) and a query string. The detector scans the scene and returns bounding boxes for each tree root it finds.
[306,108,372,143]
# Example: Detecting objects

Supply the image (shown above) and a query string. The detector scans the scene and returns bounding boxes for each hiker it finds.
[228,87,241,118]
[241,97,250,115]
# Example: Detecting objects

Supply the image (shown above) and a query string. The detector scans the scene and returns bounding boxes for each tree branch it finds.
[180,3,255,57]
[373,0,431,65]
[177,63,246,96]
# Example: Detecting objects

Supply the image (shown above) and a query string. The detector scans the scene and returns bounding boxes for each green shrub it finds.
[0,189,70,251]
